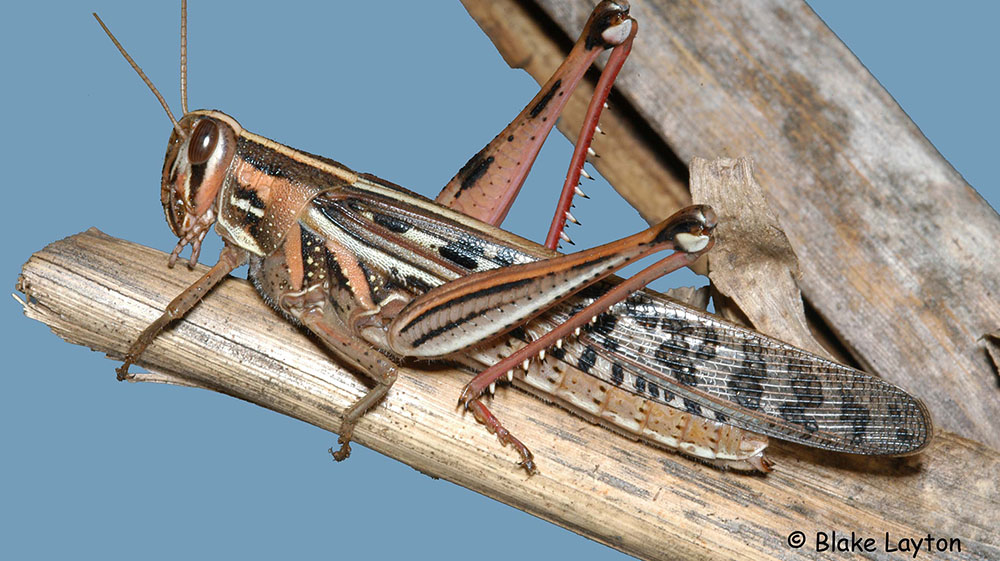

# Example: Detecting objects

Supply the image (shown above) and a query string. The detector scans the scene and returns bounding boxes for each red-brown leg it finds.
[545,23,636,250]
[460,207,716,406]
[466,398,536,473]
[435,1,635,231]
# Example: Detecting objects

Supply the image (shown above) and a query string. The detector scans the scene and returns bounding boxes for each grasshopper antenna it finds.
[93,12,185,138]
[180,0,188,115]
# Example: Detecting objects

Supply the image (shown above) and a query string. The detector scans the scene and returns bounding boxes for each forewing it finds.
[540,289,932,456]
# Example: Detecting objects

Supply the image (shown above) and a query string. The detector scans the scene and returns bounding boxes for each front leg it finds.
[117,244,248,380]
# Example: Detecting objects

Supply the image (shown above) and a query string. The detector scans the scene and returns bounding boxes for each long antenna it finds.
[180,0,188,115]
[93,12,185,137]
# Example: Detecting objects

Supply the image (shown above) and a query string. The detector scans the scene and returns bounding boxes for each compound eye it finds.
[187,119,219,165]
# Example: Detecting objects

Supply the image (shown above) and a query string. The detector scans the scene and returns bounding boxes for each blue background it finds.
[3,2,996,559]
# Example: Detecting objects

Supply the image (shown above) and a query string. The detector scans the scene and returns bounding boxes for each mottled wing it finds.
[535,288,933,456]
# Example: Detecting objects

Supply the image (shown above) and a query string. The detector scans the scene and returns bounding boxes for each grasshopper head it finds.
[92,12,241,267]
[161,110,241,268]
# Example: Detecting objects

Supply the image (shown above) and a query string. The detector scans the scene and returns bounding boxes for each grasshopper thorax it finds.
[161,110,242,267]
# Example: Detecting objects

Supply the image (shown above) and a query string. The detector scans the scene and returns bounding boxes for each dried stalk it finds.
[18,223,998,561]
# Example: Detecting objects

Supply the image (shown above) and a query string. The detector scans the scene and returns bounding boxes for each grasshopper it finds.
[94,0,931,474]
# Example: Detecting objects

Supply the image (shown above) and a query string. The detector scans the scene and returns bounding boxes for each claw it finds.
[574,186,589,199]
[330,437,352,462]
[466,399,536,474]
[580,168,592,180]
[115,360,135,381]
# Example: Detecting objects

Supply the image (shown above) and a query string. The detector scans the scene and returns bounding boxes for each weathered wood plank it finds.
[18,226,998,561]
[463,0,1000,447]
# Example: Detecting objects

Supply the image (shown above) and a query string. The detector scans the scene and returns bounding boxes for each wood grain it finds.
[18,229,999,561]
[461,0,1000,448]
[690,156,826,358]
